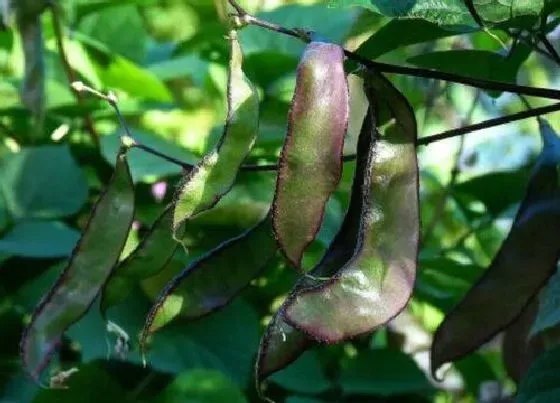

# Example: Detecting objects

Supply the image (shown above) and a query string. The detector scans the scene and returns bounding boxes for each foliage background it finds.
[1,0,560,402]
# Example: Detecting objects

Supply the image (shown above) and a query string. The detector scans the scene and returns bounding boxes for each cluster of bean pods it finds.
[19,22,560,400]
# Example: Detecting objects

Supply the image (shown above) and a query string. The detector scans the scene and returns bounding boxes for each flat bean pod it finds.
[20,150,134,383]
[283,70,419,343]
[272,41,349,270]
[431,120,560,375]
[173,31,259,234]
[100,206,179,314]
[141,215,277,348]
[256,90,378,389]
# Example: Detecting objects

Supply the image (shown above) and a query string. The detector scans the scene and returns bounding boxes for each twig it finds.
[50,3,100,149]
[228,1,560,100]
[416,101,560,145]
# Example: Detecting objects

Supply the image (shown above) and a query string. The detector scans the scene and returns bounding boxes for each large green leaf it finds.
[331,0,543,28]
[270,351,332,394]
[0,146,88,220]
[516,345,560,403]
[239,5,357,57]
[0,220,79,258]
[78,5,147,63]
[356,19,463,60]
[159,369,248,403]
[68,296,260,386]
[339,349,433,397]
[408,46,531,96]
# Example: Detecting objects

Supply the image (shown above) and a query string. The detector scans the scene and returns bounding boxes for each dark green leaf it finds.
[357,19,462,60]
[0,220,79,258]
[531,268,560,336]
[339,349,432,397]
[272,41,349,269]
[159,369,248,403]
[20,150,134,384]
[269,351,332,394]
[78,5,147,63]
[0,146,88,220]
[408,46,531,96]
[516,345,560,403]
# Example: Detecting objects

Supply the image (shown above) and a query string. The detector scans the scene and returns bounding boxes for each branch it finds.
[229,2,560,101]
[50,3,100,149]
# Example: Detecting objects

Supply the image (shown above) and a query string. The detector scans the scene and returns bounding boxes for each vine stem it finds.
[50,2,100,149]
[229,1,560,101]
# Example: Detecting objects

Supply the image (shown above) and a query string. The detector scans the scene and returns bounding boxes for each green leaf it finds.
[78,5,147,63]
[0,146,88,220]
[33,363,126,402]
[532,268,560,336]
[95,55,173,103]
[20,151,134,384]
[331,0,544,28]
[431,120,560,375]
[72,293,259,386]
[147,54,209,86]
[454,168,531,217]
[270,351,332,394]
[331,0,476,28]
[272,41,349,270]
[239,5,357,57]
[0,220,79,258]
[339,349,432,396]
[100,129,197,183]
[408,46,531,96]
[159,369,248,403]
[516,345,560,403]
[356,19,463,60]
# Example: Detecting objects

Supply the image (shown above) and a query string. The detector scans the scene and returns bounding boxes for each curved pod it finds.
[272,41,349,270]
[20,150,134,383]
[283,71,419,342]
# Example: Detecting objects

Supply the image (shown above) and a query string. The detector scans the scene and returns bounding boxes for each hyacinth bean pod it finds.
[20,150,134,383]
[100,206,179,314]
[431,120,560,376]
[283,70,420,343]
[256,86,379,390]
[173,30,259,234]
[140,215,278,349]
[272,41,349,270]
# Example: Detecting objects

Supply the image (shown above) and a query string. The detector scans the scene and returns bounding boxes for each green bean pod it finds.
[100,206,179,315]
[20,150,134,384]
[172,30,259,234]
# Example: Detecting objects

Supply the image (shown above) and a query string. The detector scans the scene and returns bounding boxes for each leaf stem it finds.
[50,3,100,149]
